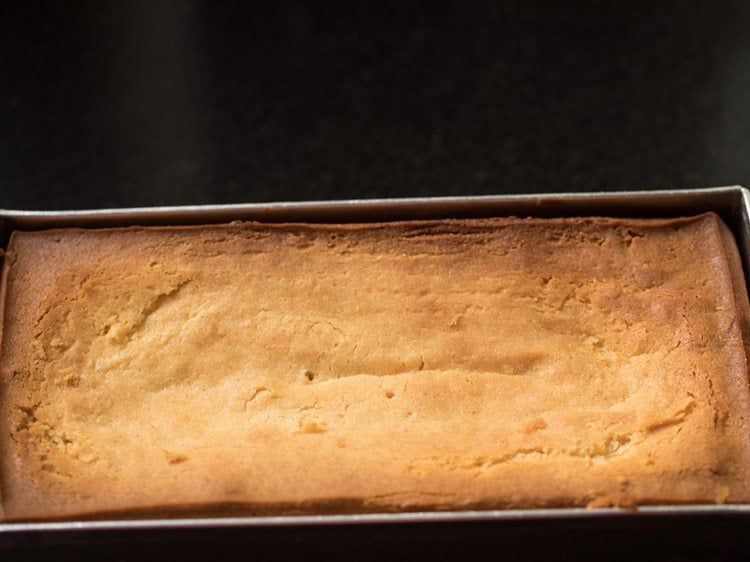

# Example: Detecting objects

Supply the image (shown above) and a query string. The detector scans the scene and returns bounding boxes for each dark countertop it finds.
[2,1,750,210]
[2,3,750,561]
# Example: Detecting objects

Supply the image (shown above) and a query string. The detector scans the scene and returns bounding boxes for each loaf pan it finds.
[1,186,749,558]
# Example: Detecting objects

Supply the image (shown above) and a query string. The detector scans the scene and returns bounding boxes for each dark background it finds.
[3,2,750,561]
[2,1,750,210]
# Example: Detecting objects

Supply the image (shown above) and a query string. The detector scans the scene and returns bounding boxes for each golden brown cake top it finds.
[1,214,750,520]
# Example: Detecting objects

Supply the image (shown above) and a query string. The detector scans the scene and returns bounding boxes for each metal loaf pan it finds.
[1,185,750,559]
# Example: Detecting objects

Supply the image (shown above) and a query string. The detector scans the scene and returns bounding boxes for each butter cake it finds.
[1,213,749,520]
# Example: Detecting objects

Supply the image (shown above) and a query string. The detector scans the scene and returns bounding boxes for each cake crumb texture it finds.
[1,214,750,520]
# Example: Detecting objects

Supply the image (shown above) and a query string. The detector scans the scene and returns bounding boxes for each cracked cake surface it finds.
[1,213,750,520]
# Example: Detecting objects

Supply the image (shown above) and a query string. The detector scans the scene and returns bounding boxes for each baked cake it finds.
[1,213,749,520]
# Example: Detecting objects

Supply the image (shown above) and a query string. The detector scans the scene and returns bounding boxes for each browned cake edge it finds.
[716,218,750,490]
[0,244,7,522]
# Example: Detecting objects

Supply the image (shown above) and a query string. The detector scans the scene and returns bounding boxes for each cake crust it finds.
[1,214,750,521]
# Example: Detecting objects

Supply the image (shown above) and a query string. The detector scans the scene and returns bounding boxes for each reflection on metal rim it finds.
[2,504,750,533]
